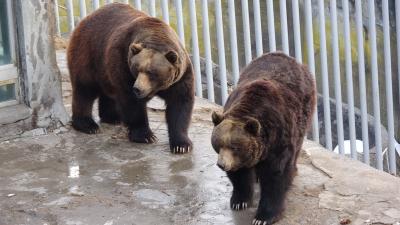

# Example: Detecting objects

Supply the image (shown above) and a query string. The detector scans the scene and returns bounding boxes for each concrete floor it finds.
[1,97,400,225]
[0,51,399,225]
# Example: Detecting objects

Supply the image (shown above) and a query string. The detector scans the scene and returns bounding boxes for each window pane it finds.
[0,0,11,66]
[0,82,15,102]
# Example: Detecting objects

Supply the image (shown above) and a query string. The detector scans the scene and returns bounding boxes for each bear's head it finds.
[127,43,182,99]
[211,111,264,172]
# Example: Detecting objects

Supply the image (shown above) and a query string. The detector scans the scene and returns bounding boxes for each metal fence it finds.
[55,0,400,176]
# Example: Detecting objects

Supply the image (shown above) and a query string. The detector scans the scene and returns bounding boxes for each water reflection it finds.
[68,162,80,178]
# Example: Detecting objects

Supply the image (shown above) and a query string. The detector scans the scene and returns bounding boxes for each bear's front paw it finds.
[72,116,100,134]
[169,135,192,154]
[230,194,250,211]
[128,128,157,143]
[252,210,282,225]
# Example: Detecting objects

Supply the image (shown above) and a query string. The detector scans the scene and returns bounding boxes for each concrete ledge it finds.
[0,104,31,125]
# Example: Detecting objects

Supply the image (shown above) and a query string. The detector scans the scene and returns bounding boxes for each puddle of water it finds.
[132,189,175,206]
[68,162,79,178]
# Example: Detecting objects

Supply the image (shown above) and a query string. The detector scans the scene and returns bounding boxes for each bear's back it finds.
[238,52,314,95]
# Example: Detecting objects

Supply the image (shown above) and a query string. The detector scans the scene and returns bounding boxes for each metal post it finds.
[228,0,240,85]
[292,0,301,62]
[304,0,319,142]
[79,0,87,19]
[280,0,289,54]
[342,0,357,159]
[66,0,75,32]
[253,0,263,57]
[149,0,156,17]
[318,0,332,150]
[188,0,202,98]
[135,0,141,10]
[266,0,276,52]
[330,0,345,155]
[241,0,252,64]
[174,0,185,45]
[355,0,370,165]
[382,0,396,175]
[161,0,169,24]
[368,0,383,170]
[54,0,61,36]
[215,0,228,104]
[201,0,214,102]
[93,0,100,10]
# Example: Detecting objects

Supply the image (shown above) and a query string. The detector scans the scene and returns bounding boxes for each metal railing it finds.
[55,0,399,176]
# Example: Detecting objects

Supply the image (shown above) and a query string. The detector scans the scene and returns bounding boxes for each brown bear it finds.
[211,52,316,224]
[67,3,194,153]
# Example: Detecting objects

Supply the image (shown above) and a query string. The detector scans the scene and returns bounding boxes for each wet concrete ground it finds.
[0,51,399,225]
[1,97,400,225]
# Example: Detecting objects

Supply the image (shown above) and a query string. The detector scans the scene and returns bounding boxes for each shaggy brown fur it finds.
[68,3,194,153]
[211,52,316,224]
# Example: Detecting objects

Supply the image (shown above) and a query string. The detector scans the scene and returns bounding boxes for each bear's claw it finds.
[72,116,100,134]
[171,146,191,154]
[128,128,157,143]
[170,135,192,154]
[252,219,270,225]
[231,202,248,211]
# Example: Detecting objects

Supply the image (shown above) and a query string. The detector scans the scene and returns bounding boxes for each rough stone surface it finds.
[16,1,69,127]
[0,95,399,225]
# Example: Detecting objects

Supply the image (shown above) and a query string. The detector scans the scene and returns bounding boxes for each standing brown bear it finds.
[68,3,194,153]
[211,52,316,224]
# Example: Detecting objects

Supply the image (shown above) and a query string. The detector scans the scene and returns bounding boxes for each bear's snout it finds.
[217,148,236,171]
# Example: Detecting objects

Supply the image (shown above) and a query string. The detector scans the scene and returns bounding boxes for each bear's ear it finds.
[244,117,261,136]
[129,43,143,55]
[211,111,224,126]
[165,51,178,64]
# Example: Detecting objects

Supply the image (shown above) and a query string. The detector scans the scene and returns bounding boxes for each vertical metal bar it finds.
[201,0,214,102]
[397,1,400,112]
[330,0,345,155]
[93,0,100,10]
[228,0,240,85]
[54,0,61,36]
[292,0,302,62]
[79,0,87,19]
[188,0,202,98]
[241,0,252,64]
[342,0,357,159]
[266,0,276,52]
[382,0,396,175]
[135,0,141,10]
[174,0,185,45]
[304,0,319,142]
[253,0,263,57]
[318,0,332,150]
[149,0,156,17]
[161,0,169,24]
[367,0,383,170]
[280,0,289,54]
[66,0,75,32]
[355,0,370,164]
[215,0,228,105]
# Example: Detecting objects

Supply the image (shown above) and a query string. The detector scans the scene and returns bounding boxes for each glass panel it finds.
[0,82,15,102]
[0,0,11,65]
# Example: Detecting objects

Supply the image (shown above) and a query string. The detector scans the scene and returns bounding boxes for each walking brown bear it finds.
[68,3,194,153]
[211,52,316,224]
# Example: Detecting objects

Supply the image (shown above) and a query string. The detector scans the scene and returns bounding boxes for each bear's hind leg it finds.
[227,168,254,211]
[116,94,157,143]
[71,84,99,134]
[99,94,120,124]
[253,166,294,225]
